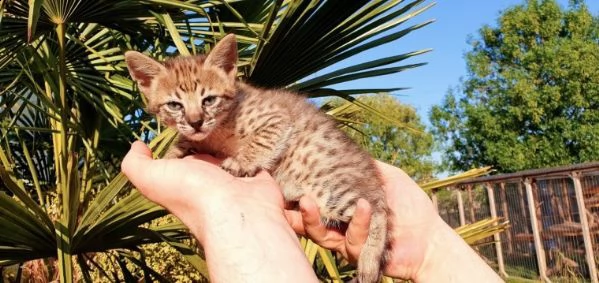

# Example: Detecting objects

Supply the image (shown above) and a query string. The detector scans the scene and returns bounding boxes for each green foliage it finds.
[326,93,435,182]
[430,0,599,173]
[88,216,207,282]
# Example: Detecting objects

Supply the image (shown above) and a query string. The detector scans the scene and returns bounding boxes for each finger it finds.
[299,196,329,241]
[129,140,153,158]
[239,170,277,187]
[121,141,155,188]
[346,199,372,245]
[121,142,174,200]
[251,170,275,181]
[375,160,430,209]
[284,210,306,235]
[375,160,405,184]
[375,160,418,191]
[345,199,372,261]
[179,155,237,189]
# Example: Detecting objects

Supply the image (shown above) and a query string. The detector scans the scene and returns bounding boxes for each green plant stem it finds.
[55,21,73,283]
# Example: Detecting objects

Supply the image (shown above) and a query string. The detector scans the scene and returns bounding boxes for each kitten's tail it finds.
[356,201,390,283]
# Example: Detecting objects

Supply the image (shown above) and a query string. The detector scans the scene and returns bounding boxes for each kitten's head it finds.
[125,34,239,141]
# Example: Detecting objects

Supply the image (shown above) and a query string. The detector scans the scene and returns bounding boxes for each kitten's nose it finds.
[189,119,203,129]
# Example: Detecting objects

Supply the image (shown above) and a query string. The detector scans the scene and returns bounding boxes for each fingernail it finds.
[357,198,371,212]
[300,205,307,214]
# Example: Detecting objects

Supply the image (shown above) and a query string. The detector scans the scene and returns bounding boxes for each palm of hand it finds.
[122,142,287,231]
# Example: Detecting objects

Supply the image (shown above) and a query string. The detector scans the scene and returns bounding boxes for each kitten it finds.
[125,34,391,283]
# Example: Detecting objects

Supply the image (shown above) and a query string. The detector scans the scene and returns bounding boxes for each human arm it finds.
[121,141,317,283]
[286,161,503,282]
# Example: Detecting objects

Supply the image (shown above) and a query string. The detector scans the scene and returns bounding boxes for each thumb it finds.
[121,141,168,199]
[252,170,274,180]
[121,141,153,179]
[345,198,372,262]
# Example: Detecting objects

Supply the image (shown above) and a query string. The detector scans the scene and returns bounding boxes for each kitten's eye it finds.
[202,96,218,107]
[166,101,183,111]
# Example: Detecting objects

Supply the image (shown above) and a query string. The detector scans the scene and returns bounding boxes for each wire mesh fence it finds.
[433,163,599,282]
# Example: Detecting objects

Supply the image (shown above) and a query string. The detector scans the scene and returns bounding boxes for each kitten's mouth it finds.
[177,126,208,140]
[188,127,213,140]
[183,131,208,142]
[192,128,208,135]
[178,121,214,140]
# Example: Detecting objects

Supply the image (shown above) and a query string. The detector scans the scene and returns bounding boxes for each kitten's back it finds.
[239,85,390,283]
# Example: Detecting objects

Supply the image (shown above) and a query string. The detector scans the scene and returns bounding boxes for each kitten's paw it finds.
[163,147,187,159]
[221,157,260,177]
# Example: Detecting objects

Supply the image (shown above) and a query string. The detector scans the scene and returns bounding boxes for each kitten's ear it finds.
[205,34,238,79]
[124,51,166,94]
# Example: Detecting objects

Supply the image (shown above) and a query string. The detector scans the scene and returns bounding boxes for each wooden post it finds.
[571,172,598,283]
[431,189,439,213]
[456,189,466,226]
[524,178,550,282]
[486,183,509,278]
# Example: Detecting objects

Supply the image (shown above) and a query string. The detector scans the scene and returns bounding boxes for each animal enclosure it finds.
[433,162,599,282]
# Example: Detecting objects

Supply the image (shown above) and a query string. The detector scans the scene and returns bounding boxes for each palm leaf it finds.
[419,167,494,191]
[456,218,510,246]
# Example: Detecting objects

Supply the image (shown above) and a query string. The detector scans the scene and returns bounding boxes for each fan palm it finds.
[0,0,449,281]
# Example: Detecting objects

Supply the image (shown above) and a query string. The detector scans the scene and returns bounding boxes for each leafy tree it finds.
[430,0,599,173]
[326,94,435,182]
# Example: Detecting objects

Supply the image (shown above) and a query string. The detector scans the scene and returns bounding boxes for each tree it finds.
[326,94,435,182]
[430,0,599,173]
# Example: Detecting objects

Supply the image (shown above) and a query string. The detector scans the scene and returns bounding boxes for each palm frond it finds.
[456,218,510,246]
[420,167,494,191]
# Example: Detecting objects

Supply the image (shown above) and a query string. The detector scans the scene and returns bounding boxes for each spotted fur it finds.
[125,34,391,283]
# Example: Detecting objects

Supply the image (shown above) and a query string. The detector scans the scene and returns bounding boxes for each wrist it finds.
[189,193,291,243]
[188,193,317,282]
[414,217,502,283]
[414,218,460,282]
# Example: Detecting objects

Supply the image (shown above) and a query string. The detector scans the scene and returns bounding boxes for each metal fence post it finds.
[486,182,508,278]
[524,178,550,282]
[571,172,598,283]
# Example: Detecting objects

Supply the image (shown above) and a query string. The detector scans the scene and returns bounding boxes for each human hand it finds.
[285,161,444,280]
[121,141,287,242]
[121,141,319,282]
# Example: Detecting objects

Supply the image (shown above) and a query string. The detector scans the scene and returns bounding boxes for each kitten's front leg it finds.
[162,136,192,159]
[221,120,293,177]
[163,145,187,159]
[221,157,255,177]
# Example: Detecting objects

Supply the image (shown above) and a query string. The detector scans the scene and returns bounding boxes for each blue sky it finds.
[336,0,599,125]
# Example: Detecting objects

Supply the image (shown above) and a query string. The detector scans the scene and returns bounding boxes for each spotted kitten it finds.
[125,34,391,283]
